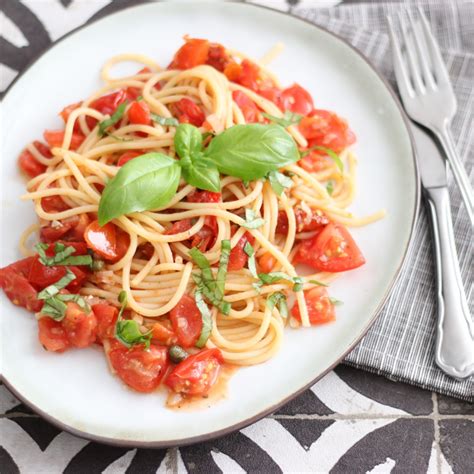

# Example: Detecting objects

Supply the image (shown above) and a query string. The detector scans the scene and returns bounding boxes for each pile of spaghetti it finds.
[0,37,384,400]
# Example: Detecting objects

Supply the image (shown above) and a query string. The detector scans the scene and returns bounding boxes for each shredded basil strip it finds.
[37,269,76,300]
[151,113,179,127]
[41,297,68,320]
[189,248,217,293]
[267,292,289,318]
[267,170,293,196]
[193,274,231,315]
[326,181,334,196]
[242,209,265,229]
[216,240,231,299]
[98,102,128,137]
[262,111,303,128]
[309,279,329,287]
[194,290,213,348]
[243,242,258,278]
[36,242,92,267]
[258,271,303,291]
[329,297,344,306]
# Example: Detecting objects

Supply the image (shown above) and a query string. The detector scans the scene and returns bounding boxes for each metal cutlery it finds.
[387,7,474,226]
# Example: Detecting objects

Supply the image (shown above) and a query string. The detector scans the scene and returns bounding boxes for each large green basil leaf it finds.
[204,124,299,181]
[174,123,203,159]
[181,158,221,192]
[98,153,181,225]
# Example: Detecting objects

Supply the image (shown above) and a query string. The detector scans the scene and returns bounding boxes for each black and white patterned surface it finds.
[1,0,473,472]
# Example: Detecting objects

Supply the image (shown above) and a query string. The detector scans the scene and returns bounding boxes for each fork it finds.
[387,7,474,226]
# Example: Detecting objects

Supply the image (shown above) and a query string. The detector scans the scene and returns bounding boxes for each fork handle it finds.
[425,186,474,379]
[434,126,474,226]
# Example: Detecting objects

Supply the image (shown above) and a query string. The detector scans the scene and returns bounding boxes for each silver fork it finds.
[387,7,474,226]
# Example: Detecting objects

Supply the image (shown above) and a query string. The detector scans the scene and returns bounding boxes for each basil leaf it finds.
[300,146,343,172]
[267,292,288,318]
[262,111,302,128]
[326,181,334,196]
[189,249,216,293]
[41,298,68,320]
[267,170,293,196]
[216,240,231,300]
[151,113,179,127]
[258,271,303,291]
[98,153,181,225]
[193,274,231,316]
[36,242,92,267]
[181,158,221,192]
[292,277,304,292]
[194,290,212,348]
[115,319,152,349]
[98,102,127,137]
[56,293,91,312]
[118,290,127,318]
[174,123,203,160]
[242,209,265,229]
[37,269,76,300]
[309,279,329,287]
[329,297,344,306]
[244,242,258,278]
[205,124,299,181]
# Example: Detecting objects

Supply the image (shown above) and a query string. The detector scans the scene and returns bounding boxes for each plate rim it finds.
[0,0,420,448]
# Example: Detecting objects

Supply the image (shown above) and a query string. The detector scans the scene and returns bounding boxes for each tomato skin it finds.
[190,216,218,252]
[206,43,231,71]
[228,232,255,271]
[232,90,259,123]
[170,38,210,70]
[109,344,169,393]
[258,252,276,273]
[280,84,313,115]
[117,150,143,167]
[299,109,356,153]
[38,318,70,352]
[84,220,129,262]
[165,219,192,235]
[169,98,205,127]
[41,195,70,213]
[43,130,85,151]
[225,59,260,91]
[151,322,177,346]
[165,348,224,396]
[291,287,336,325]
[128,101,151,126]
[92,303,118,341]
[187,190,221,203]
[27,257,65,290]
[62,302,98,348]
[87,90,128,129]
[170,294,203,348]
[0,258,42,312]
[294,223,365,272]
[18,149,46,178]
[275,208,330,234]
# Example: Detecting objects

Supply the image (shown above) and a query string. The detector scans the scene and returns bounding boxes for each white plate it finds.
[0,1,418,447]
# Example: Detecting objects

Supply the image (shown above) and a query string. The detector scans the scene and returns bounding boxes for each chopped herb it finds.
[169,345,189,363]
[194,290,212,348]
[98,102,128,137]
[242,180,250,189]
[309,279,329,287]
[136,95,144,101]
[41,297,68,320]
[35,242,93,267]
[216,240,231,300]
[258,271,303,291]
[329,297,344,306]
[267,170,293,196]
[37,269,76,300]
[151,113,179,127]
[244,242,258,278]
[262,111,303,128]
[267,292,289,318]
[326,181,334,195]
[242,209,265,229]
[118,290,127,318]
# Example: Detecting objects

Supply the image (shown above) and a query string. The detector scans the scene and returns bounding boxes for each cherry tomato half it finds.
[169,294,203,348]
[228,232,255,271]
[169,38,210,70]
[84,220,129,262]
[280,84,314,115]
[291,287,336,325]
[169,98,205,127]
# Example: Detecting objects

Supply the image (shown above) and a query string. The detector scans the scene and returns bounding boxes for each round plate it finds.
[1,1,418,447]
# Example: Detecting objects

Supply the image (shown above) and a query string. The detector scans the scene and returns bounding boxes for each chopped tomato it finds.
[68,214,90,242]
[38,318,70,352]
[0,258,42,312]
[291,287,336,325]
[294,223,365,272]
[128,101,151,126]
[59,102,82,132]
[169,37,210,70]
[299,109,356,153]
[228,232,255,271]
[18,149,46,178]
[40,214,89,243]
[165,348,224,396]
[84,220,129,262]
[298,150,329,173]
[44,241,89,256]
[165,219,192,235]
[258,252,276,273]
[169,294,203,348]
[43,130,85,151]
[224,59,260,91]
[276,208,330,234]
[191,216,218,252]
[92,303,118,341]
[280,84,313,115]
[169,98,205,127]
[61,302,97,348]
[117,150,143,166]
[258,86,282,108]
[109,344,169,393]
[67,266,88,293]
[41,195,70,213]
[232,90,259,123]
[187,190,221,203]
[87,90,128,129]
[151,321,177,346]
[206,43,231,71]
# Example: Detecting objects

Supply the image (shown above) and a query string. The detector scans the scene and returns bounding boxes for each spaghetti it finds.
[1,37,384,401]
